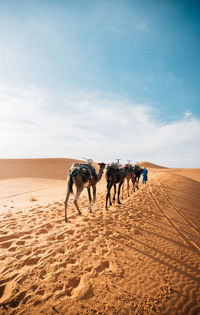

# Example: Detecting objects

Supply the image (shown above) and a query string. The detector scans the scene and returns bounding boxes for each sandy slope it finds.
[0,159,200,314]
[0,158,83,180]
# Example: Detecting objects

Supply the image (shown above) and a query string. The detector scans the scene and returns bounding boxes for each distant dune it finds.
[0,158,167,181]
[0,158,83,180]
[139,161,167,169]
[1,159,200,183]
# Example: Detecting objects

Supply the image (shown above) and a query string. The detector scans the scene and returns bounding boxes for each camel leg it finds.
[106,182,113,209]
[136,178,139,189]
[131,177,135,193]
[92,185,96,204]
[134,176,137,191]
[64,186,71,223]
[74,187,84,215]
[122,181,124,200]
[88,185,96,213]
[87,187,92,213]
[117,181,123,204]
[113,183,116,202]
[127,178,130,197]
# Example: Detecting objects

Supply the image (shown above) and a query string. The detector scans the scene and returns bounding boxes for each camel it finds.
[133,165,143,191]
[64,161,106,222]
[105,164,129,210]
[122,164,135,199]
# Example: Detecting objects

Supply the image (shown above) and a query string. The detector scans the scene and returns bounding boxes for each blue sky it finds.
[0,0,200,167]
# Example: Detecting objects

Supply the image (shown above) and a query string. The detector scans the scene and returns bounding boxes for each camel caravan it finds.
[64,159,144,222]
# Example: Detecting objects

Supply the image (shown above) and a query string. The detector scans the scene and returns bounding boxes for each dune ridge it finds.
[0,158,83,180]
[0,158,200,314]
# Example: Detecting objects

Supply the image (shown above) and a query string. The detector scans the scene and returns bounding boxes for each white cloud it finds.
[0,82,200,167]
[184,111,192,118]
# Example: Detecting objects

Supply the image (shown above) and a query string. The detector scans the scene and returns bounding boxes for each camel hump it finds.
[68,163,81,175]
[108,163,122,170]
[80,163,97,178]
[125,164,134,172]
[86,159,93,164]
[106,164,120,177]
[72,162,80,168]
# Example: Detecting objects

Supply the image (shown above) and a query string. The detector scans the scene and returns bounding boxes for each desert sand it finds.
[0,158,200,314]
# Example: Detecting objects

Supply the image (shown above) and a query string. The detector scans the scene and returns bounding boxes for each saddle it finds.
[68,162,96,178]
[107,163,125,174]
[108,163,122,170]
[125,164,134,172]
[80,163,96,177]
[134,164,141,170]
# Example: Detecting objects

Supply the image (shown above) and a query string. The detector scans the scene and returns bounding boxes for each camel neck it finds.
[97,168,104,182]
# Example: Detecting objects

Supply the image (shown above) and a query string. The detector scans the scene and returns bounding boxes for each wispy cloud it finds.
[0,82,199,167]
[184,111,192,118]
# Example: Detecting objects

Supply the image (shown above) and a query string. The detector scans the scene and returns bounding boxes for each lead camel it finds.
[64,161,106,222]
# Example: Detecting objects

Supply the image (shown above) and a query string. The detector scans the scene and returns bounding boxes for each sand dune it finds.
[0,158,84,180]
[0,159,200,314]
[139,161,167,169]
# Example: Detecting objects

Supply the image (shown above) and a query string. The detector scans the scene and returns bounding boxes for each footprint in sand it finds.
[79,244,88,251]
[68,258,77,264]
[56,233,65,241]
[21,235,32,240]
[35,228,48,235]
[39,269,47,279]
[16,240,26,246]
[0,231,8,236]
[63,276,81,296]
[43,223,54,229]
[0,240,13,249]
[0,284,6,299]
[8,246,17,252]
[85,234,97,242]
[103,230,113,237]
[94,260,110,275]
[10,291,27,308]
[73,274,95,300]
[21,257,40,267]
[84,266,93,272]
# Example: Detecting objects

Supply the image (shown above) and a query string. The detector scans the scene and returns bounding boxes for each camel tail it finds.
[68,174,74,193]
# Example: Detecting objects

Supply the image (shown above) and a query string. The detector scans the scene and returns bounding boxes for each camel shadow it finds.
[110,226,200,283]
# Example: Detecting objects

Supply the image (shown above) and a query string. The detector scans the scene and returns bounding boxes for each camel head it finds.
[96,163,106,182]
[98,162,106,172]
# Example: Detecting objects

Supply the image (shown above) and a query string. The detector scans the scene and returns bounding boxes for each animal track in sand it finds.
[35,228,48,235]
[79,284,94,300]
[94,260,110,274]
[39,269,47,279]
[84,266,93,272]
[0,285,5,299]
[16,240,25,245]
[8,246,17,252]
[68,276,81,288]
[55,232,64,240]
[79,244,88,251]
[8,291,27,308]
[21,235,32,240]
[21,257,40,267]
[65,229,74,235]
[68,258,77,264]
[0,240,13,249]
[62,276,81,297]
[43,223,54,229]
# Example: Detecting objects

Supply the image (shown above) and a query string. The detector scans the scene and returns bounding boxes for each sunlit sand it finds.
[0,158,200,314]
